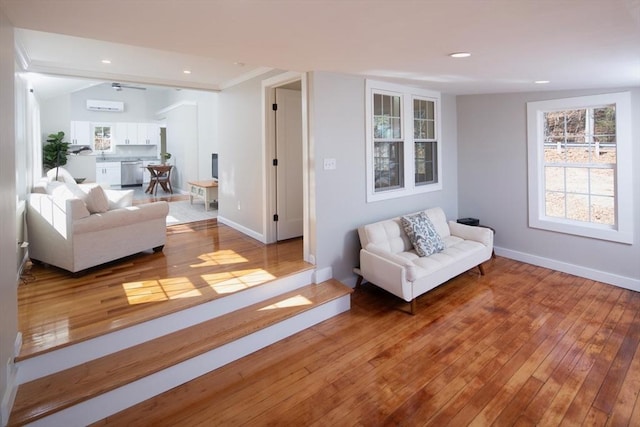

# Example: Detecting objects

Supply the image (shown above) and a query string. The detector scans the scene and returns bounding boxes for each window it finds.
[413,97,437,186]
[366,80,441,202]
[373,92,403,191]
[92,123,114,152]
[527,92,633,244]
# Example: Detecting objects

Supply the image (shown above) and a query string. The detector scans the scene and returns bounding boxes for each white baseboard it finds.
[495,246,640,292]
[312,266,332,284]
[217,216,265,243]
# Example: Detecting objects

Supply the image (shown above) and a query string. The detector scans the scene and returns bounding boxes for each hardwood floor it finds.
[17,219,309,360]
[93,257,640,426]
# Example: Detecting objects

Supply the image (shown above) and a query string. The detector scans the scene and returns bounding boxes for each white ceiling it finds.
[2,0,639,96]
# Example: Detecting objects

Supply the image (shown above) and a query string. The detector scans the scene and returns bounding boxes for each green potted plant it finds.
[161,152,172,164]
[43,131,71,172]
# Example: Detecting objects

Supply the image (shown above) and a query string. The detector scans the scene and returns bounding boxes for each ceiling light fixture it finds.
[183,70,192,74]
[101,59,111,64]
[449,52,471,58]
[534,80,550,84]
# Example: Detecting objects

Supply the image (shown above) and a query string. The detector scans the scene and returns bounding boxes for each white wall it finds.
[457,88,640,290]
[309,72,460,283]
[217,70,282,237]
[163,89,218,181]
[0,10,18,424]
[164,103,198,191]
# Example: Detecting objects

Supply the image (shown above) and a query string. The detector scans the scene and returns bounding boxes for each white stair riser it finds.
[27,295,351,427]
[17,269,313,384]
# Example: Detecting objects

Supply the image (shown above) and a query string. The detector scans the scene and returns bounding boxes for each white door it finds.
[275,87,303,241]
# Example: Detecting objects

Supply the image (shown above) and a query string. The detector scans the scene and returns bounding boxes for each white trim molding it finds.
[495,246,640,292]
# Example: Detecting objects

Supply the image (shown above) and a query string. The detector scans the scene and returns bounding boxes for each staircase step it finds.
[9,280,352,426]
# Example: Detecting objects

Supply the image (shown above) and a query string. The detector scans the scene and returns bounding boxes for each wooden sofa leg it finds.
[355,275,363,289]
[410,298,417,315]
[478,264,485,276]
[153,245,165,253]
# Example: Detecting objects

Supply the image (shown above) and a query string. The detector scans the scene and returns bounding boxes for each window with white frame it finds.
[366,80,441,202]
[527,92,633,244]
[92,123,114,152]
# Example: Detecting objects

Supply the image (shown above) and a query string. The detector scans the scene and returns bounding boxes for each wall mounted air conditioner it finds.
[86,99,125,112]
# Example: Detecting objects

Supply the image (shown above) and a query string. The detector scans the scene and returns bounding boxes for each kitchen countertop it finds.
[94,156,161,163]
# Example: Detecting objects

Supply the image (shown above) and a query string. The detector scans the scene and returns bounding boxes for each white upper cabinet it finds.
[69,121,91,145]
[115,122,139,145]
[114,122,158,145]
[138,123,160,145]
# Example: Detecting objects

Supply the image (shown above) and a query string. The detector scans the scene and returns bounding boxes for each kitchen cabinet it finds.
[138,123,160,145]
[115,122,159,145]
[70,121,91,145]
[115,122,139,145]
[96,161,121,187]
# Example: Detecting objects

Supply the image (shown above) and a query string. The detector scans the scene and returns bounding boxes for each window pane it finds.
[375,141,404,191]
[591,195,614,225]
[373,93,401,140]
[545,191,565,218]
[566,167,588,193]
[413,99,435,141]
[545,166,564,192]
[415,141,437,186]
[566,193,589,221]
[590,168,614,197]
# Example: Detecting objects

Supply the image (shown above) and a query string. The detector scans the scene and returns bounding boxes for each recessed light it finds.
[183,70,192,74]
[101,59,111,64]
[534,80,550,84]
[449,52,471,58]
[233,62,245,67]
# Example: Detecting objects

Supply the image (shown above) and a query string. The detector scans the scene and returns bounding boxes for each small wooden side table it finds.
[188,180,218,211]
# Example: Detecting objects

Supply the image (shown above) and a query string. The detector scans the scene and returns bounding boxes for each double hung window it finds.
[527,92,632,243]
[366,80,441,202]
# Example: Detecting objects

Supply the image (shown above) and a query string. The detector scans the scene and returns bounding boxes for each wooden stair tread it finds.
[17,261,315,361]
[9,280,353,426]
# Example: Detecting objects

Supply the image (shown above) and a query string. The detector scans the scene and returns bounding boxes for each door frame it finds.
[261,71,312,264]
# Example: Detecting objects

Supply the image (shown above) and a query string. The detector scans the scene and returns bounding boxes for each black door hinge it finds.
[273,214,279,222]
[272,103,278,111]
[273,158,278,166]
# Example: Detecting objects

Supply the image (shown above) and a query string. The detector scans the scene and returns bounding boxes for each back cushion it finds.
[425,207,451,238]
[359,218,413,254]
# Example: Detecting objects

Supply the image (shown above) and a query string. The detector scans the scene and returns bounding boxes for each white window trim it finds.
[365,79,442,203]
[526,92,633,244]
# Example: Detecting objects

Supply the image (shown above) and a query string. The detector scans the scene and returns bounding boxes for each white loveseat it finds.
[27,167,169,273]
[358,207,494,314]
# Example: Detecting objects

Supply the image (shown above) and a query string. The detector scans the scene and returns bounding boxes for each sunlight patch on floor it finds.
[191,249,249,267]
[202,268,276,294]
[259,294,313,311]
[122,277,202,305]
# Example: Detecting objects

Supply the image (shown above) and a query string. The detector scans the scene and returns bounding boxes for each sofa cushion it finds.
[83,185,110,213]
[401,212,445,257]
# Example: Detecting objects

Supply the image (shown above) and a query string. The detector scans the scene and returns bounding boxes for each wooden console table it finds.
[188,180,218,211]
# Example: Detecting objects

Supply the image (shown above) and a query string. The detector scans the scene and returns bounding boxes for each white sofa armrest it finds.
[448,221,493,248]
[360,245,416,302]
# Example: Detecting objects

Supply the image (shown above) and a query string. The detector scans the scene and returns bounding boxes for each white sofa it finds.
[358,207,494,314]
[27,167,170,273]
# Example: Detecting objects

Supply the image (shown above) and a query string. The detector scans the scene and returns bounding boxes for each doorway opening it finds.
[262,72,312,263]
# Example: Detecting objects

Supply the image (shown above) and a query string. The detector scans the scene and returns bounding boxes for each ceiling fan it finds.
[111,82,146,91]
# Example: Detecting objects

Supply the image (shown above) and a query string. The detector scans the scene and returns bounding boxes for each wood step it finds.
[9,280,353,426]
